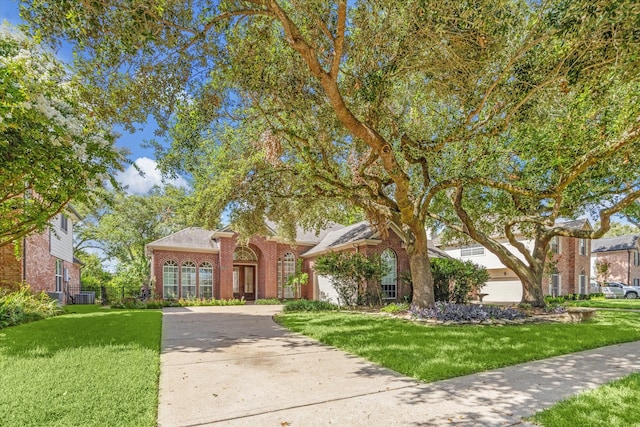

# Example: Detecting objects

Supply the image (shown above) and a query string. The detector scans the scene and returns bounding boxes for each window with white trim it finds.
[163,261,179,299]
[550,236,560,254]
[549,273,561,296]
[579,273,586,294]
[634,278,640,287]
[181,261,197,299]
[381,249,398,299]
[55,259,63,292]
[460,244,485,257]
[60,214,68,233]
[579,239,586,256]
[279,252,296,299]
[199,262,213,299]
[634,251,640,266]
[233,246,258,261]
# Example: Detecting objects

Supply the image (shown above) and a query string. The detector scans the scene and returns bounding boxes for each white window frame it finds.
[549,273,561,296]
[579,239,586,256]
[55,259,63,292]
[460,244,485,257]
[233,246,258,261]
[634,251,640,266]
[550,236,560,254]
[381,249,398,299]
[579,273,586,294]
[163,261,179,299]
[60,214,68,233]
[181,261,197,299]
[280,252,296,299]
[199,262,213,299]
[634,278,640,287]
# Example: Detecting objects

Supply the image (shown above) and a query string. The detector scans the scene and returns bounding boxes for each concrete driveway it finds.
[158,305,640,427]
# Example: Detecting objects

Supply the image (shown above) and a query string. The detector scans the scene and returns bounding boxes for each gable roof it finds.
[556,218,591,230]
[591,235,639,253]
[146,227,219,253]
[219,220,344,245]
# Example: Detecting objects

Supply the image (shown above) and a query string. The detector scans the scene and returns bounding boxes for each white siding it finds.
[445,238,532,270]
[50,214,74,262]
[317,274,340,304]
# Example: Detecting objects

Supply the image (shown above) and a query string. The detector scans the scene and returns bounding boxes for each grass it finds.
[0,304,162,426]
[566,299,640,310]
[529,373,640,427]
[276,310,640,383]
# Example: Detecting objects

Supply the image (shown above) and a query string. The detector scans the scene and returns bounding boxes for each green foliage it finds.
[314,252,388,306]
[22,0,640,309]
[255,298,283,305]
[594,221,639,238]
[283,299,338,312]
[109,297,246,309]
[286,259,309,291]
[380,302,409,314]
[277,310,640,383]
[430,258,489,304]
[530,373,640,427]
[0,285,62,329]
[0,26,124,247]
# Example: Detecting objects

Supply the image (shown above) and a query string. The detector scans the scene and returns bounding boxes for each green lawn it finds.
[276,310,640,382]
[0,305,162,426]
[529,373,640,427]
[566,299,640,310]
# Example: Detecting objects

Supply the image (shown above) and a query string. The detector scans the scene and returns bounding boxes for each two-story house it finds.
[0,208,82,304]
[437,219,592,303]
[591,235,640,286]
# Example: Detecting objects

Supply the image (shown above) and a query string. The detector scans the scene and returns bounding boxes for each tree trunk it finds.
[405,226,435,308]
[515,262,546,307]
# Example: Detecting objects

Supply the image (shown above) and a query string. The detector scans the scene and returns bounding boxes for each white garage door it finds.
[481,280,522,303]
[317,274,339,304]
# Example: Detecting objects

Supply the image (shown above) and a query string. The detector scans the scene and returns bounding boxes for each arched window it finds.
[278,252,297,299]
[381,249,397,299]
[181,262,196,299]
[233,246,258,261]
[199,262,213,299]
[163,261,179,299]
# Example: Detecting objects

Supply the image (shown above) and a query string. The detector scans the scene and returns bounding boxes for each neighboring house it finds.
[591,235,640,286]
[146,221,450,302]
[0,209,82,304]
[437,219,592,303]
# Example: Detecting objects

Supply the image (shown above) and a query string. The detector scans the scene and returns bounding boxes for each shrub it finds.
[109,297,246,309]
[380,302,409,314]
[544,295,565,304]
[544,303,567,314]
[255,298,283,305]
[283,299,338,312]
[430,258,489,304]
[410,302,525,322]
[0,285,63,328]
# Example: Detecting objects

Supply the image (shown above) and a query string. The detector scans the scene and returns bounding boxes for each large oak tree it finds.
[22,0,640,307]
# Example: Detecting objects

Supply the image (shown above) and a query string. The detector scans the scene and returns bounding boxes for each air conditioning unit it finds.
[47,291,64,305]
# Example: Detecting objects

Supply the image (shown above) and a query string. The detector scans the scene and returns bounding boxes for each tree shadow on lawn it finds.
[0,309,162,357]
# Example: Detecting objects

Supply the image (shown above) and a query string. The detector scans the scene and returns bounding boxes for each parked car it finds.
[601,281,640,299]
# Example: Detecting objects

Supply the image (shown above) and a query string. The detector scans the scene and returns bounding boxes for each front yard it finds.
[276,310,640,383]
[0,305,161,426]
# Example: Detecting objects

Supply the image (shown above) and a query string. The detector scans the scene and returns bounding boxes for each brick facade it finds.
[149,226,412,301]
[0,231,81,300]
[593,249,640,286]
[542,236,591,295]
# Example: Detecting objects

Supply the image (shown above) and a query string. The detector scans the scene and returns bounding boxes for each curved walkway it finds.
[158,305,640,427]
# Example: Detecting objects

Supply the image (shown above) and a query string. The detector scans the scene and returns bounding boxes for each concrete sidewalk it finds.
[158,305,640,427]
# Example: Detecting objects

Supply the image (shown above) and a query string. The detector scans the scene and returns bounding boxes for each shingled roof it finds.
[591,235,639,253]
[146,227,219,253]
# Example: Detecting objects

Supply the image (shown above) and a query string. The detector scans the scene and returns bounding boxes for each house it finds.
[591,235,640,286]
[145,220,450,302]
[0,209,82,304]
[436,219,592,303]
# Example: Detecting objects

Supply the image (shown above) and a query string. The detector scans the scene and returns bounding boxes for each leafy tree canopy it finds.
[21,0,640,306]
[0,26,124,247]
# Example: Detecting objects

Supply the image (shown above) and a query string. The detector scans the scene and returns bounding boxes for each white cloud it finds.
[116,157,188,195]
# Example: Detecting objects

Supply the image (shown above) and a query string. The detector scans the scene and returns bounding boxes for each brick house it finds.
[146,221,449,302]
[591,235,640,286]
[437,219,592,302]
[0,209,82,304]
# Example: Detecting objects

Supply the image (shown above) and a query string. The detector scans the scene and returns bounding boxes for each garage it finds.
[480,280,522,303]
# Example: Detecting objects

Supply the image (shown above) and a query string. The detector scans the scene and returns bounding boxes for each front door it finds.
[233,265,255,301]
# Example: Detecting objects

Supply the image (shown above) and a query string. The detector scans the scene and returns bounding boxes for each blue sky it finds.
[1,0,187,194]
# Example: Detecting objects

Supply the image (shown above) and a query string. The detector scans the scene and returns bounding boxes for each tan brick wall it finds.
[0,242,23,289]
